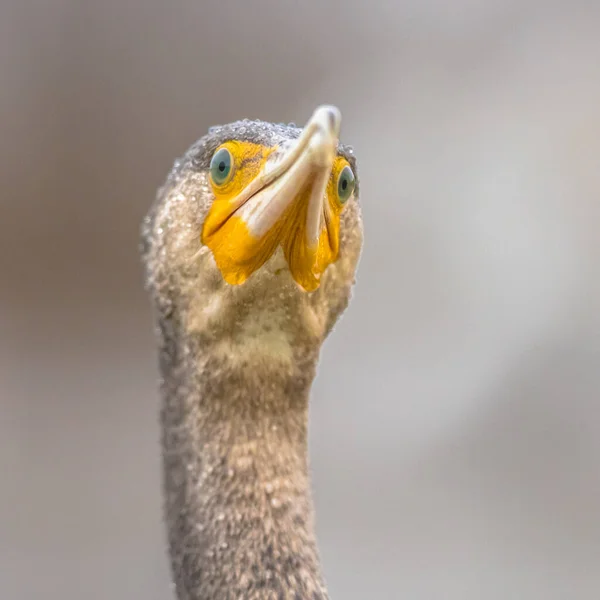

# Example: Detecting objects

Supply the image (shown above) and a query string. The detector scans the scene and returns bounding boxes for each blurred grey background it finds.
[1,1,599,598]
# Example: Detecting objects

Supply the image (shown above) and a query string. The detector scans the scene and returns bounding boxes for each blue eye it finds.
[210,147,233,185]
[337,165,355,204]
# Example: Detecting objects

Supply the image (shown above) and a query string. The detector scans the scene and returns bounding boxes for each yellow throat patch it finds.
[201,139,354,292]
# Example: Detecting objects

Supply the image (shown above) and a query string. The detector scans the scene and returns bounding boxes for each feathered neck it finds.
[157,312,330,600]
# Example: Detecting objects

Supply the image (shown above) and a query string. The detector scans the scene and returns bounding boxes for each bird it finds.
[141,105,363,600]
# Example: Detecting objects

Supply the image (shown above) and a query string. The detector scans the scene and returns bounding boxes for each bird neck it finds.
[160,323,329,600]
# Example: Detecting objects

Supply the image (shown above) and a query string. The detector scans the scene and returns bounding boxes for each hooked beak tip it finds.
[304,105,341,168]
[311,104,342,138]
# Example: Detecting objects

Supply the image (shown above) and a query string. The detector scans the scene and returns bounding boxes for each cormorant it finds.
[141,105,363,599]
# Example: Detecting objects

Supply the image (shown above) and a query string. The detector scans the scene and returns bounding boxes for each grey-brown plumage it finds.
[141,117,363,599]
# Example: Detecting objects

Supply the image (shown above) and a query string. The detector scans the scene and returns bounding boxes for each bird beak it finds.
[202,105,343,291]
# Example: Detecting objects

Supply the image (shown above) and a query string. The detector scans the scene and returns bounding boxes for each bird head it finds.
[142,106,363,361]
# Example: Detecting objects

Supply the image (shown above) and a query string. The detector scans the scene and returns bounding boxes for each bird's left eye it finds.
[210,147,234,185]
[337,165,355,204]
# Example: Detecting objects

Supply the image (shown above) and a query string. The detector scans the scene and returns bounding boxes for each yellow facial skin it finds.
[201,140,352,292]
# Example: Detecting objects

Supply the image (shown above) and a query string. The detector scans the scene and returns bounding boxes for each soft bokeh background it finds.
[2,1,599,598]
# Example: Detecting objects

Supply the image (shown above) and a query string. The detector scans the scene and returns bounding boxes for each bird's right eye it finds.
[210,147,234,186]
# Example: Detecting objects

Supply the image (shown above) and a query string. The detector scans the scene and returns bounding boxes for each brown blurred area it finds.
[1,1,600,599]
